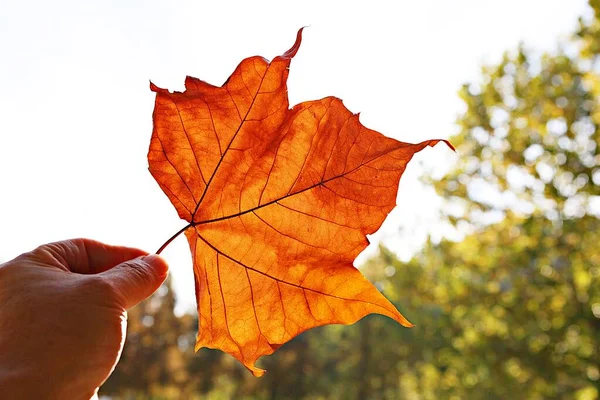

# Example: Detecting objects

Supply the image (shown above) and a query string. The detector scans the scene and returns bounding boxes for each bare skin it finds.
[0,239,169,399]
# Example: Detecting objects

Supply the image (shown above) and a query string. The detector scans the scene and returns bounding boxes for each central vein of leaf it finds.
[191,64,272,221]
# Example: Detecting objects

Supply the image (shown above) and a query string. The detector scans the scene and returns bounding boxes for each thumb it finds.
[100,254,169,309]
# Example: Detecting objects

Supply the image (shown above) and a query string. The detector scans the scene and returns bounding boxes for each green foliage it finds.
[101,2,599,398]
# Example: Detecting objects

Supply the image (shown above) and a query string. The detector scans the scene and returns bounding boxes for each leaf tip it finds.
[394,312,415,328]
[184,75,202,91]
[282,27,306,59]
[149,81,165,93]
[441,139,456,152]
[422,139,456,153]
[250,366,267,378]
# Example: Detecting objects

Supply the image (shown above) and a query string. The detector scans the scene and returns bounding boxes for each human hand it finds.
[0,239,169,400]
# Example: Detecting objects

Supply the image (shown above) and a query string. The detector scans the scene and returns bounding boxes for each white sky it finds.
[0,0,590,313]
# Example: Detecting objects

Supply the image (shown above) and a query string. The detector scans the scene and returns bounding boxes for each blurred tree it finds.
[388,1,600,397]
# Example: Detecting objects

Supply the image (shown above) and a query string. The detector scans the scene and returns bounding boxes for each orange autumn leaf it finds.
[148,28,453,376]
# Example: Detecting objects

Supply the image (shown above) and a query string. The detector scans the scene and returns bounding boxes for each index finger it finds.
[31,238,149,274]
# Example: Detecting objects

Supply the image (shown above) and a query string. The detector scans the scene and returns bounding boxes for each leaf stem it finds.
[155,223,193,254]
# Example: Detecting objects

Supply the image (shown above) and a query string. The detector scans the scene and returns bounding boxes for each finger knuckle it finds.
[80,275,118,299]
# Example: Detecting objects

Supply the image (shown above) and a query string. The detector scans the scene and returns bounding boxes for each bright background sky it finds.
[0,0,590,314]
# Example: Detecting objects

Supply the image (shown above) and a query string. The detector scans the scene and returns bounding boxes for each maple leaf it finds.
[148,28,453,376]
